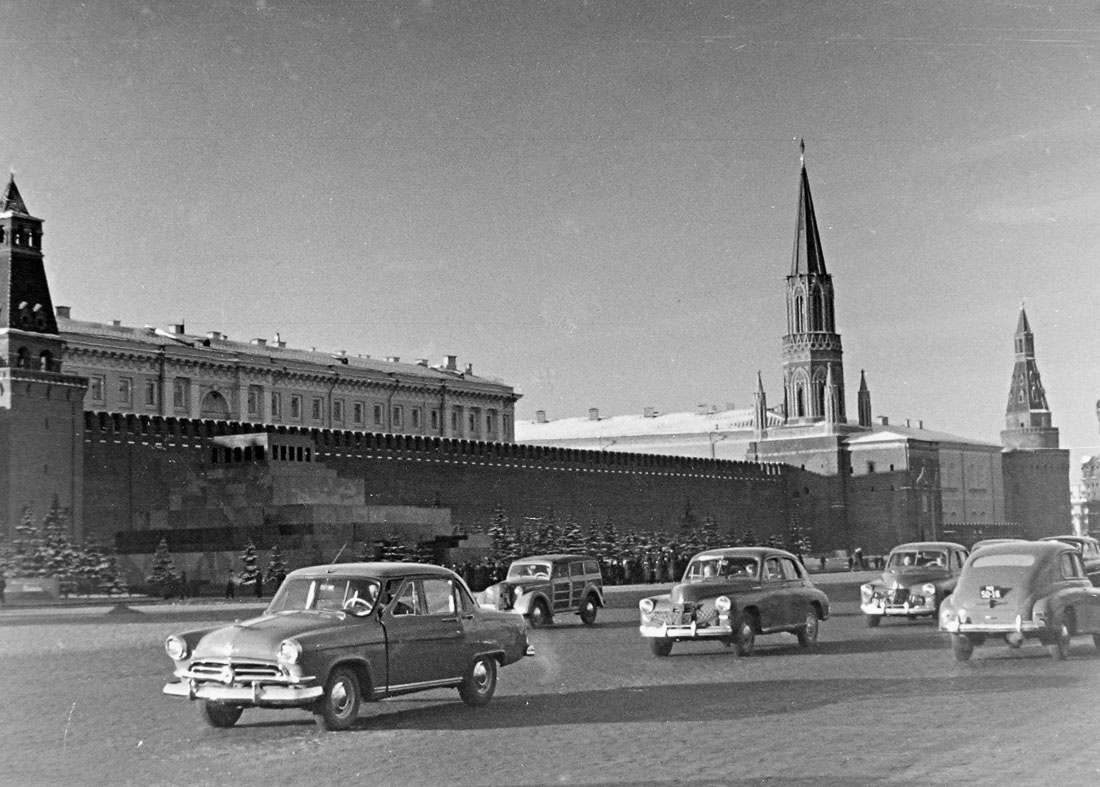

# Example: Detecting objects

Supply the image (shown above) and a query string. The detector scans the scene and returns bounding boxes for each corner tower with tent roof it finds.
[1000,303,1069,537]
[0,176,88,542]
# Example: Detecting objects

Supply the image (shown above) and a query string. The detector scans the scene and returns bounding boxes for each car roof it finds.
[1040,535,1099,546]
[512,554,596,563]
[691,547,797,560]
[889,541,967,552]
[287,562,457,580]
[967,540,1069,559]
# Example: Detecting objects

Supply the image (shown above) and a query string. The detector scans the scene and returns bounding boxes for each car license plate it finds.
[979,585,1004,600]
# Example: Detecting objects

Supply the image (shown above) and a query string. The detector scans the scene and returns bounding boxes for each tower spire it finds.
[1002,304,1058,449]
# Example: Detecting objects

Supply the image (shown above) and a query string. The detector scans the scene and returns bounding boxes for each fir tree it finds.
[488,503,511,563]
[264,545,289,585]
[701,515,722,549]
[238,540,260,584]
[147,538,179,597]
[562,514,585,554]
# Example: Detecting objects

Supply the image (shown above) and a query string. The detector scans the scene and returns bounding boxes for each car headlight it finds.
[277,639,302,665]
[164,635,189,661]
[639,598,655,614]
[921,583,937,597]
[714,596,732,613]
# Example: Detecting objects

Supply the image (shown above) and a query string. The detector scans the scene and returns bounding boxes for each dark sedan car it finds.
[1039,535,1100,586]
[860,541,968,626]
[638,547,829,657]
[940,540,1100,660]
[163,563,532,730]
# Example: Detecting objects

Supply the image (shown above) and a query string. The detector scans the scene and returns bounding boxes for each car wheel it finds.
[865,614,882,628]
[200,701,243,729]
[579,595,598,625]
[1047,615,1072,661]
[734,611,757,657]
[650,638,673,657]
[797,608,819,648]
[528,599,551,628]
[314,666,361,731]
[951,634,974,662]
[458,655,497,707]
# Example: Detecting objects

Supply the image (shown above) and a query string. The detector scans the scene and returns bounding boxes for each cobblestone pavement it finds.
[1,574,1097,787]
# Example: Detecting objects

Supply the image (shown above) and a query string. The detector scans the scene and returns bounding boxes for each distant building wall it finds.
[77,412,849,580]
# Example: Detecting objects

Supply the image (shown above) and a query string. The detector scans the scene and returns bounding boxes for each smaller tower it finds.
[1001,304,1058,450]
[752,372,768,439]
[857,370,872,428]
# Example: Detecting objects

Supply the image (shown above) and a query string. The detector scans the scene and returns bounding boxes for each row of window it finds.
[85,374,511,437]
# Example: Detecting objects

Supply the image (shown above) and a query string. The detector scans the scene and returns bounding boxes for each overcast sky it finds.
[2,1,1098,480]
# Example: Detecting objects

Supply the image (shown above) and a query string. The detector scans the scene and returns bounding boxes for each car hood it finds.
[671,578,758,604]
[878,567,951,589]
[193,611,346,659]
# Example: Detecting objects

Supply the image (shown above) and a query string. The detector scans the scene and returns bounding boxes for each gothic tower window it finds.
[794,293,805,333]
[811,285,824,330]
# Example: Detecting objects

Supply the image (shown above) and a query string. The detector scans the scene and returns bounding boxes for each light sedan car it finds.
[638,547,829,657]
[163,563,532,731]
[860,541,968,626]
[940,540,1100,661]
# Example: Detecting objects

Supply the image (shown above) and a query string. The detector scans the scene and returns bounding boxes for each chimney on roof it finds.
[251,338,267,346]
[878,416,889,426]
[55,305,70,319]
[464,363,473,375]
[918,420,923,429]
[588,408,599,421]
[536,410,547,423]
[643,407,658,418]
[444,354,458,371]
[207,331,224,341]
[696,404,708,415]
[386,356,400,363]
[905,419,911,428]
[416,358,429,366]
[273,331,286,348]
[173,323,185,335]
[112,319,121,327]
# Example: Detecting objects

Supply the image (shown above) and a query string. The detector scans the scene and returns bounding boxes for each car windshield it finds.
[887,550,947,569]
[507,562,551,579]
[685,556,758,581]
[266,576,382,615]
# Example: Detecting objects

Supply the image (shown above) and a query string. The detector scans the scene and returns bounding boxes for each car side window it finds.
[423,578,456,615]
[391,581,421,616]
[552,563,568,579]
[453,581,474,613]
[570,562,586,578]
[1061,553,1084,580]
[779,557,801,580]
[952,551,965,570]
[764,558,783,581]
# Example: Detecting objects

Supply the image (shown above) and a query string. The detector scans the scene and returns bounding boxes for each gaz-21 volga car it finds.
[475,554,604,627]
[939,540,1100,661]
[638,547,829,657]
[860,541,968,627]
[163,563,533,731]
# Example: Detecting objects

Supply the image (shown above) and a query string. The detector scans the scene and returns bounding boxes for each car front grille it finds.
[188,660,284,683]
[886,588,910,605]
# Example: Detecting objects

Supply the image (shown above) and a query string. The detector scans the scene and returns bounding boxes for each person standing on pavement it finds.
[225,571,237,599]
[0,574,6,604]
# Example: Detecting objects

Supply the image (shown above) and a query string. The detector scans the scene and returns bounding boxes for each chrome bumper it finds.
[639,622,733,639]
[163,680,324,705]
[861,602,935,617]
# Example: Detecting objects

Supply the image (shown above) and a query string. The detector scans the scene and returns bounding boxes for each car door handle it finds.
[441,616,458,622]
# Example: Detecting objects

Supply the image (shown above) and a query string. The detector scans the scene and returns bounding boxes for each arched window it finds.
[38,350,53,371]
[200,390,231,420]
[810,286,824,330]
[793,293,805,333]
[15,347,29,368]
